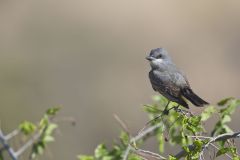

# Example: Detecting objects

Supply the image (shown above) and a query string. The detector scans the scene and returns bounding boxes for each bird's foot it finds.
[162,109,169,115]
[173,107,193,117]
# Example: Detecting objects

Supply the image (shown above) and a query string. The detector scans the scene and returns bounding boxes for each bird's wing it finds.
[149,70,181,98]
[177,70,190,86]
[149,70,190,108]
[170,71,190,88]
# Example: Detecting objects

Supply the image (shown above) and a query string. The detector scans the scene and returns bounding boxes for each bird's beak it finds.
[146,56,154,61]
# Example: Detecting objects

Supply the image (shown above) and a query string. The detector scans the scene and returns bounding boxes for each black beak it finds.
[146,56,154,61]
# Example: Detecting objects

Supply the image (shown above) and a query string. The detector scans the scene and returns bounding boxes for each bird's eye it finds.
[156,54,162,59]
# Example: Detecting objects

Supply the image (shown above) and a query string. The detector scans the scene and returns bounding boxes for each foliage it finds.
[77,135,141,160]
[78,96,240,160]
[29,107,60,159]
[0,107,61,160]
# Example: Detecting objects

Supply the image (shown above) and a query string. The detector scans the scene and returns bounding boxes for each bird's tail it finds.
[181,87,209,107]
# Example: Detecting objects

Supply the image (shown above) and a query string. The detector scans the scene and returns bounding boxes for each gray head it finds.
[146,48,172,69]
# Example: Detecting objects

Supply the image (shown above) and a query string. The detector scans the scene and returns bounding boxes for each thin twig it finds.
[132,147,166,160]
[134,122,164,142]
[122,146,131,160]
[113,114,130,134]
[137,113,164,137]
[5,129,20,141]
[0,129,17,160]
[122,122,165,160]
[188,135,212,139]
[53,117,76,126]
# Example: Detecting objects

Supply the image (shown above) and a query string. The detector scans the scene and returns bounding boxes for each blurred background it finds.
[0,0,240,159]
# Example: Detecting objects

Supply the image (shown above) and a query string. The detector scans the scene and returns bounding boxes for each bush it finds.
[78,96,240,160]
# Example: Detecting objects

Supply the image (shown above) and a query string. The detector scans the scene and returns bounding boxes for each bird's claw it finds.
[162,109,169,115]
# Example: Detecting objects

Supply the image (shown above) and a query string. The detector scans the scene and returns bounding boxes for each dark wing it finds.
[149,70,189,108]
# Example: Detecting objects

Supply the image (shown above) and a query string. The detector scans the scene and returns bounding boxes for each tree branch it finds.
[122,122,165,160]
[174,131,240,159]
[5,129,20,141]
[15,132,41,157]
[0,129,17,160]
[121,107,193,160]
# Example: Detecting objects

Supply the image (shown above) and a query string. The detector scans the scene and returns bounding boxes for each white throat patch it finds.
[151,59,164,65]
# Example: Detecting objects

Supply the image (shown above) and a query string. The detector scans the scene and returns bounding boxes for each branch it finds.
[207,131,240,144]
[15,132,41,157]
[0,127,46,160]
[5,129,20,141]
[121,107,192,160]
[132,147,166,160]
[174,131,240,159]
[122,122,165,160]
[0,129,17,160]
[113,114,130,135]
[116,115,164,160]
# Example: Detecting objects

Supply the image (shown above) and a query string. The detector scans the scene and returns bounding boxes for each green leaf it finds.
[39,115,49,128]
[19,121,36,135]
[108,145,122,159]
[31,152,37,159]
[193,140,203,151]
[152,95,168,106]
[157,133,164,153]
[152,95,163,102]
[222,115,231,124]
[128,154,142,160]
[216,147,239,158]
[168,155,177,160]
[77,155,94,160]
[230,147,238,156]
[45,123,58,135]
[233,157,240,160]
[43,135,55,142]
[183,146,190,153]
[216,147,232,157]
[220,98,240,116]
[119,131,129,146]
[94,144,109,158]
[102,156,113,160]
[201,106,217,121]
[46,107,61,116]
[222,124,233,133]
[143,105,161,114]
[30,141,45,159]
[218,97,234,106]
[184,116,203,134]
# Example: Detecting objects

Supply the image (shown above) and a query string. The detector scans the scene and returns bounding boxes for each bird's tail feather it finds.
[181,88,209,107]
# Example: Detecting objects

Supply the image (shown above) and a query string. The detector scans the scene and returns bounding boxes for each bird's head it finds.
[146,48,172,69]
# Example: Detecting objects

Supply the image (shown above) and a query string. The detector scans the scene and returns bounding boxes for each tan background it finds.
[0,0,240,159]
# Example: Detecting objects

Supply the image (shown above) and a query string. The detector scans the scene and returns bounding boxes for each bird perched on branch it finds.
[146,48,208,110]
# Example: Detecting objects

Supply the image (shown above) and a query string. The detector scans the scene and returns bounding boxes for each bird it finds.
[146,48,209,110]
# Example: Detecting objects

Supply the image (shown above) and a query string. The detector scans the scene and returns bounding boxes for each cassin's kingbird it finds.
[146,48,209,109]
